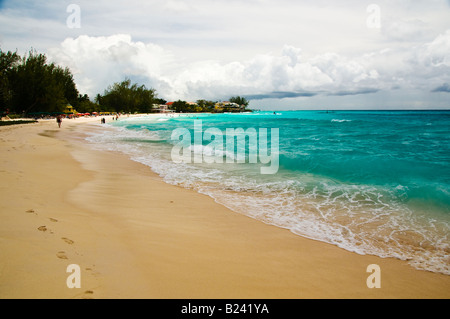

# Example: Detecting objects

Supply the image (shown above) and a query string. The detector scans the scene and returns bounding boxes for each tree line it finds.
[1,48,250,117]
[0,49,78,116]
[169,96,250,113]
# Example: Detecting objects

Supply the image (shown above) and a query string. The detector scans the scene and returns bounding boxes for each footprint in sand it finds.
[56,251,68,259]
[62,237,74,245]
[82,290,94,299]
[26,209,37,215]
[38,225,53,234]
[49,218,58,222]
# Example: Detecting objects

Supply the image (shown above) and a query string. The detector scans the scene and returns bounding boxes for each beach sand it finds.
[1,116,449,299]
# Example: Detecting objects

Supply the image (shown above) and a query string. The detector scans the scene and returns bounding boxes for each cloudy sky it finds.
[1,0,449,110]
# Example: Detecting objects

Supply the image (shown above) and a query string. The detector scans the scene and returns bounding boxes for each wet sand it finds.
[1,117,449,299]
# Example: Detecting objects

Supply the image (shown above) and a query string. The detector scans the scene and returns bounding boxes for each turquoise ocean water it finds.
[86,111,450,275]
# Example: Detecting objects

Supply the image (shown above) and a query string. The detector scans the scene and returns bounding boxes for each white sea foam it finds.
[84,124,450,276]
[331,119,352,123]
[186,144,244,162]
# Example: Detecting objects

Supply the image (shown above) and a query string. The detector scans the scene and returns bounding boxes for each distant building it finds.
[64,104,77,114]
[153,104,174,113]
[215,101,243,112]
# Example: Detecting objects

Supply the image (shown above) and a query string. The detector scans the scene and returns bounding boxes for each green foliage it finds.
[196,99,216,112]
[154,98,167,105]
[229,96,249,108]
[1,47,251,116]
[1,49,79,115]
[171,100,189,113]
[100,78,156,113]
[75,94,98,113]
[0,50,20,115]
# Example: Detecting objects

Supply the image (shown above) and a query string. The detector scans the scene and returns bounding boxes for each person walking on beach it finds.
[56,115,62,128]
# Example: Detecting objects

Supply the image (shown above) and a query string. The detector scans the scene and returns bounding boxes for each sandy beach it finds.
[0,116,449,299]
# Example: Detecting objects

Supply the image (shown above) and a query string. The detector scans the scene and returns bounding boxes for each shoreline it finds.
[1,117,449,298]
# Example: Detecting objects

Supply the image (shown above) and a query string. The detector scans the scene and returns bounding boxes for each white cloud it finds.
[3,0,450,108]
[48,34,177,98]
[46,30,450,103]
[418,30,450,67]
[382,19,431,42]
[163,0,192,12]
[43,31,450,99]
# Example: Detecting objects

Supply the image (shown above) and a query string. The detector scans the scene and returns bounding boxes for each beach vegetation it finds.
[75,94,98,114]
[1,47,251,117]
[165,98,250,113]
[196,99,216,112]
[229,96,249,108]
[100,78,157,114]
[171,100,189,113]
[0,50,20,116]
[170,100,206,113]
[1,48,78,116]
